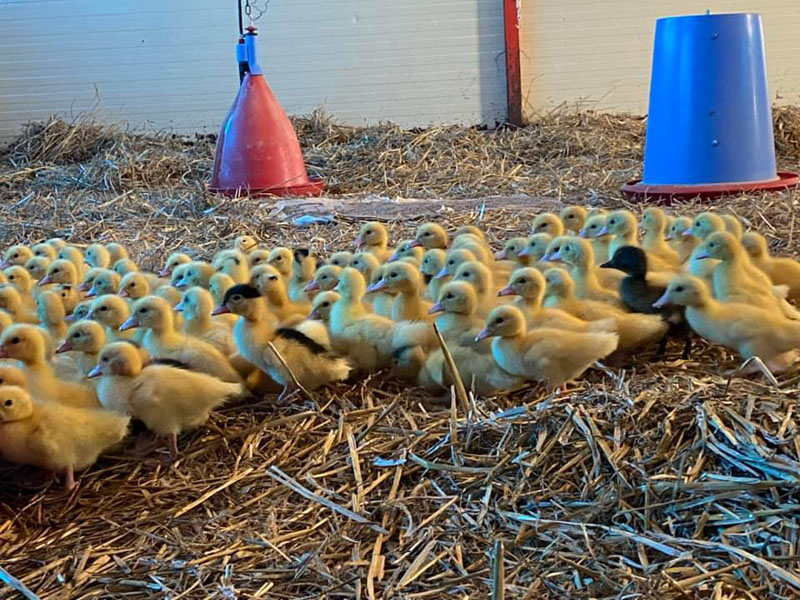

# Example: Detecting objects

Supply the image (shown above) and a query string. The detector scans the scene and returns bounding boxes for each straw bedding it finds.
[1,109,800,599]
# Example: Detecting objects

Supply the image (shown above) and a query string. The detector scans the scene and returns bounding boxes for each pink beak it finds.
[308,308,320,320]
[495,249,507,260]
[173,301,184,312]
[87,365,102,379]
[38,275,52,286]
[597,226,610,236]
[78,282,91,292]
[304,281,320,293]
[408,240,423,249]
[64,313,76,322]
[211,305,231,316]
[664,234,674,241]
[578,228,588,238]
[387,253,399,262]
[354,236,364,249]
[333,283,341,292]
[497,286,516,297]
[682,228,694,237]
[549,249,562,262]
[119,288,129,298]
[158,268,170,277]
[653,292,669,308]
[427,301,443,315]
[119,317,137,331]
[518,247,530,257]
[0,260,9,269]
[695,252,709,260]
[474,328,490,342]
[434,267,449,280]
[56,341,71,354]
[86,287,97,298]
[366,279,388,293]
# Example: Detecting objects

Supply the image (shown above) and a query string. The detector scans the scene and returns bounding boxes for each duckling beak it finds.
[308,308,320,320]
[664,233,674,241]
[87,365,102,379]
[77,281,91,292]
[653,292,669,308]
[119,317,138,331]
[173,301,184,312]
[695,252,710,260]
[682,228,694,237]
[0,260,9,269]
[597,225,610,236]
[427,302,444,315]
[549,249,563,262]
[518,247,530,257]
[497,286,516,297]
[158,268,170,277]
[333,282,341,292]
[0,345,7,359]
[387,253,399,262]
[366,279,388,293]
[304,281,320,292]
[86,287,97,298]
[64,313,76,322]
[56,341,71,353]
[211,305,231,316]
[578,228,588,238]
[174,282,187,290]
[119,288,129,298]
[434,267,449,280]
[38,275,52,287]
[408,239,423,249]
[354,236,364,249]
[474,328,490,342]
[494,249,507,260]
[599,260,614,269]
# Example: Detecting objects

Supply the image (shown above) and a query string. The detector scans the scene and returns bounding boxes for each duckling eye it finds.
[322,302,330,307]
[390,273,398,278]
[12,253,18,258]
[139,308,148,314]
[8,275,14,280]
[10,337,19,344]
[567,215,574,219]
[448,260,455,266]
[3,399,12,407]
[53,269,60,274]
[102,357,109,363]
[463,271,471,277]
[100,306,108,312]
[446,293,454,299]
[519,278,527,283]
[494,318,503,324]
[275,256,282,261]
[253,257,262,264]
[268,275,278,281]
[424,232,431,237]
[130,283,136,288]
[590,224,597,229]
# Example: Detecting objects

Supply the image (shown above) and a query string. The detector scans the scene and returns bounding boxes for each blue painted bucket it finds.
[642,13,777,186]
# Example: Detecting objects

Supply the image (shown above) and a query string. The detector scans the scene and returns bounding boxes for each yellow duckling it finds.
[428,280,487,347]
[476,305,618,391]
[36,290,67,343]
[55,284,79,316]
[0,309,13,333]
[209,272,235,306]
[664,216,697,264]
[119,271,150,301]
[434,248,477,281]
[518,233,555,271]
[553,237,623,306]
[174,287,236,356]
[389,239,423,263]
[722,214,743,239]
[289,248,315,304]
[84,244,111,269]
[87,294,136,343]
[173,261,214,290]
[328,251,353,269]
[495,237,531,266]
[32,243,57,261]
[106,242,129,265]
[449,235,492,265]
[531,213,564,237]
[24,256,51,282]
[216,285,350,399]
[498,268,616,333]
[1,245,33,269]
[56,320,107,376]
[56,246,85,277]
[4,265,36,307]
[410,222,448,250]
[578,214,612,265]
[65,300,92,323]
[87,269,120,298]
[251,264,310,323]
[247,249,270,269]
[366,264,395,318]
[159,252,192,278]
[122,297,240,383]
[559,205,587,234]
[214,249,249,284]
[654,275,800,371]
[0,324,98,408]
[39,259,78,287]
[599,210,638,259]
[420,249,447,301]
[683,212,724,281]
[0,364,27,387]
[234,235,259,253]
[355,222,393,262]
[304,264,341,294]
[453,260,500,318]
[0,285,37,323]
[78,267,103,294]
[741,231,800,303]
[112,258,138,278]
[542,268,667,352]
[45,237,66,251]
[266,247,293,279]
[369,261,431,321]
[349,252,381,286]
[0,385,128,490]
[455,225,485,241]
[169,262,191,288]
[308,290,339,323]
[89,342,240,459]
[640,207,680,265]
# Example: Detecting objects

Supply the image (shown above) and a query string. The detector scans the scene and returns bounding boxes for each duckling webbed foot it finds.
[64,466,76,492]
[166,433,179,462]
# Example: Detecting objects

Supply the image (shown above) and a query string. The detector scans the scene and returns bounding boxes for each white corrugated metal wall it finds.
[0,0,507,139]
[520,1,800,118]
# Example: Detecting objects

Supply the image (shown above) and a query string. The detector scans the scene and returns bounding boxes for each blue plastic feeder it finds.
[622,12,798,202]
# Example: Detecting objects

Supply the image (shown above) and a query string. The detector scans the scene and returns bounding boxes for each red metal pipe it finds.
[503,0,523,126]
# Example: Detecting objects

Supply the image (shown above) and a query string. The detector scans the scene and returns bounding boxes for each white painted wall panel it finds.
[520,1,800,117]
[0,0,506,138]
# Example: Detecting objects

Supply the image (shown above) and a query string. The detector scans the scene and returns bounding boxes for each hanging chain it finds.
[244,0,252,22]
[245,0,269,24]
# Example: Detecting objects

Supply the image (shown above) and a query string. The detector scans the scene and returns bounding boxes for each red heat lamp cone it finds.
[209,72,323,197]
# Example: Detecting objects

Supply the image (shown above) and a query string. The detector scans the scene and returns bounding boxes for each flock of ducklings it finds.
[2,204,800,491]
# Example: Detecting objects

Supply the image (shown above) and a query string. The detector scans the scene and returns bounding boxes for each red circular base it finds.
[621,171,799,204]
[209,176,324,198]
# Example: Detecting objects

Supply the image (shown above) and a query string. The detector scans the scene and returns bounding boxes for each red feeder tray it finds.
[621,171,799,204]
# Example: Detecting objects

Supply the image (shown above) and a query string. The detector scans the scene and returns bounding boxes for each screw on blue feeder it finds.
[244,25,263,76]
[236,37,248,84]
[622,12,798,203]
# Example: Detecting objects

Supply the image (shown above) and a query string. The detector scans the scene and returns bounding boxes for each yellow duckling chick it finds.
[455,225,485,241]
[420,249,447,301]
[112,258,138,278]
[1,244,33,268]
[234,235,259,254]
[289,248,315,304]
[599,209,638,259]
[216,285,350,399]
[559,205,587,234]
[169,262,191,288]
[0,364,27,387]
[683,212,724,281]
[39,259,78,287]
[65,300,91,323]
[543,268,667,352]
[453,260,500,318]
[304,264,341,294]
[0,324,98,408]
[498,268,616,333]
[410,222,448,250]
[0,310,13,334]
[308,290,339,324]
[355,221,393,262]
[495,237,531,266]
[266,247,293,280]
[247,249,270,269]
[0,385,128,490]
[86,269,121,298]
[434,248,477,281]
[78,267,102,295]
[722,214,743,239]
[46,238,67,251]
[214,249,249,284]
[55,284,79,316]
[741,231,800,303]
[32,243,57,261]
[57,246,85,277]
[88,295,135,343]
[640,207,680,265]
[209,272,235,306]
[531,213,564,237]
[119,272,150,301]
[389,240,423,263]
[366,264,395,318]
[24,256,51,282]
[654,275,800,372]
[553,237,623,306]
[696,231,800,319]
[428,280,486,347]
[476,305,617,391]
[349,252,380,287]
[450,234,492,265]
[519,233,555,271]
[84,244,111,269]
[174,287,236,356]
[251,264,310,323]
[4,265,36,307]
[369,261,431,321]
[36,290,67,343]
[122,296,240,383]
[0,285,37,323]
[664,216,697,264]
[56,320,107,376]
[106,242,129,265]
[173,261,214,290]
[89,342,240,459]
[159,252,191,278]
[328,251,354,269]
[578,214,612,265]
